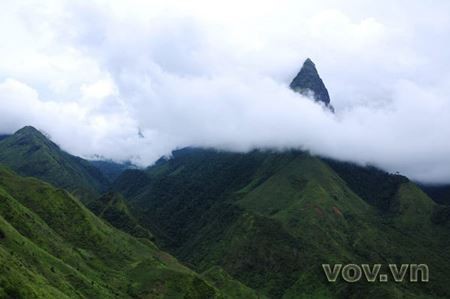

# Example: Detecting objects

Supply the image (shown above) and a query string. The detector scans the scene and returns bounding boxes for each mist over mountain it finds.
[2,126,450,297]
[1,1,450,298]
[0,126,449,297]
[1,1,450,183]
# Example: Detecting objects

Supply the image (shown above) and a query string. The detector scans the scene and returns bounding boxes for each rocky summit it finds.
[290,58,334,111]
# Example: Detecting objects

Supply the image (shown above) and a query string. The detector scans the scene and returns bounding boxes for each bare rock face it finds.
[290,58,334,112]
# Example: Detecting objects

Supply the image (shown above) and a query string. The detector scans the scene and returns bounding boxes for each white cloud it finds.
[0,0,450,183]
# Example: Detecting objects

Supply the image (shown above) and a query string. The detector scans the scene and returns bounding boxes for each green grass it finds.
[0,165,249,298]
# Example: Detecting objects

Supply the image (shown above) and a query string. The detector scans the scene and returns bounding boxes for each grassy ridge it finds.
[0,166,253,298]
[0,127,109,202]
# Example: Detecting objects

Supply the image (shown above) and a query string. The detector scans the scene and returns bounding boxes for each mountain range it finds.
[0,130,261,298]
[1,59,450,298]
[1,127,450,297]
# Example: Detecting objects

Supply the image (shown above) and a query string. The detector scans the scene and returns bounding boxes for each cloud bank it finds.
[1,0,450,183]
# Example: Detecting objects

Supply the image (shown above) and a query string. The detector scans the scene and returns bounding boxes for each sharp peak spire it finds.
[290,58,334,112]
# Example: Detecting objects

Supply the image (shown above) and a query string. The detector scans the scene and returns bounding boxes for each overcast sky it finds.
[1,0,450,184]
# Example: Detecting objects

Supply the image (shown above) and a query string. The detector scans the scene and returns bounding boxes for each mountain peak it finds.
[303,57,315,67]
[15,126,47,138]
[16,125,40,134]
[13,126,56,148]
[290,58,333,111]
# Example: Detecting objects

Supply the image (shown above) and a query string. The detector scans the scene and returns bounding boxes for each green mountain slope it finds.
[113,148,450,298]
[0,126,109,202]
[0,165,258,298]
[88,192,155,240]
